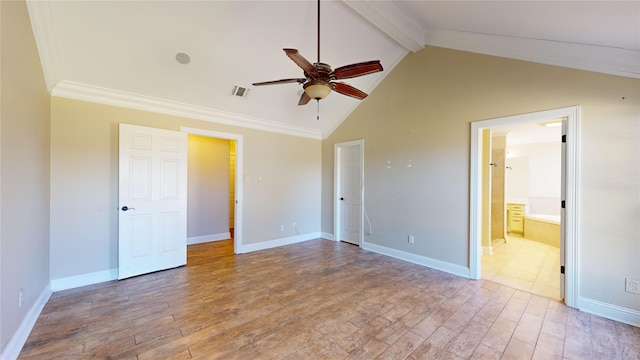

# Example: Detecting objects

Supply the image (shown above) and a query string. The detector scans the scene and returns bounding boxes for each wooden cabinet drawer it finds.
[507,203,526,234]
[510,218,524,232]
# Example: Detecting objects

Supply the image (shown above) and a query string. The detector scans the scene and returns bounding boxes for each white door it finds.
[118,124,187,279]
[335,141,363,245]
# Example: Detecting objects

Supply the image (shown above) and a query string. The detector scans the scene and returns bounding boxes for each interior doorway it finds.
[186,135,235,244]
[469,106,580,308]
[181,127,244,254]
[483,126,562,300]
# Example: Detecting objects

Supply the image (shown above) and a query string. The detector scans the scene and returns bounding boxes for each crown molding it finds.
[26,0,59,92]
[52,81,323,140]
[343,0,425,53]
[427,30,640,80]
[344,1,639,79]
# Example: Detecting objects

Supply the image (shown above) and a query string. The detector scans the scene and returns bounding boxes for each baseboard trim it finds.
[50,269,118,292]
[0,284,52,360]
[187,232,230,245]
[240,232,322,253]
[362,241,471,278]
[578,296,640,327]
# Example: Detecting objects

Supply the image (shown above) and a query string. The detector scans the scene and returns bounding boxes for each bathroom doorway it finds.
[483,125,562,300]
[469,106,580,307]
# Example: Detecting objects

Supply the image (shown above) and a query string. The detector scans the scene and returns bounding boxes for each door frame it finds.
[334,139,364,246]
[181,127,243,254]
[469,106,580,308]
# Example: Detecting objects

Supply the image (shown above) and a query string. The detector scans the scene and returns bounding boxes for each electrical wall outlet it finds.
[280,224,284,232]
[19,288,24,308]
[408,235,415,244]
[293,223,297,230]
[626,278,640,294]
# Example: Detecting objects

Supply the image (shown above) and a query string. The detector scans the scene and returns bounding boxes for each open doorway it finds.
[181,127,243,254]
[186,135,234,245]
[482,125,562,300]
[469,106,580,308]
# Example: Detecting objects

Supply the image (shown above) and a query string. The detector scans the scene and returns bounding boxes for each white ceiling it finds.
[27,1,640,139]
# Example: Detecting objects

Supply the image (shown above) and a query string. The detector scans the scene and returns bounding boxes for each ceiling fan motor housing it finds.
[313,62,332,76]
[301,63,332,99]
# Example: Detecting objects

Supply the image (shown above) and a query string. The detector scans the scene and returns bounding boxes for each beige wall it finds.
[322,46,640,311]
[0,0,51,352]
[481,130,491,251]
[229,141,236,229]
[50,97,322,280]
[3,4,638,349]
[491,135,506,241]
[187,135,230,238]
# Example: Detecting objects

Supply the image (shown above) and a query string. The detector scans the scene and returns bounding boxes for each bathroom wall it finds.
[491,135,506,240]
[481,130,492,252]
[506,141,561,215]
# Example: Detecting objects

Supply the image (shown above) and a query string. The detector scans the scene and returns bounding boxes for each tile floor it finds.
[17,239,639,359]
[482,236,560,300]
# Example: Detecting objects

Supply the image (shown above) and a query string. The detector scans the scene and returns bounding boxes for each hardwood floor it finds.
[19,239,639,359]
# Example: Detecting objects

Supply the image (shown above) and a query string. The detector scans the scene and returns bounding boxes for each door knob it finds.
[340,197,344,200]
[121,206,135,211]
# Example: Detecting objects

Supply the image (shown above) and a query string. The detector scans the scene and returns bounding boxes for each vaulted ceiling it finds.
[27,1,640,139]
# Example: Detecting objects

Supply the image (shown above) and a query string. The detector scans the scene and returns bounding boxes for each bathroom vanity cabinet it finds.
[507,203,526,235]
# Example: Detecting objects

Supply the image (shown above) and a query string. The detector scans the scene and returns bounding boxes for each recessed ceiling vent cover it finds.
[175,52,190,64]
[232,86,249,98]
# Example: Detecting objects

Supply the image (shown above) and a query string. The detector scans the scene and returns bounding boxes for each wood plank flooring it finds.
[18,239,640,359]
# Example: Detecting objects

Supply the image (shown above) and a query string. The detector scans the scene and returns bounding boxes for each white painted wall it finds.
[506,141,562,215]
[507,142,561,197]
[505,156,529,200]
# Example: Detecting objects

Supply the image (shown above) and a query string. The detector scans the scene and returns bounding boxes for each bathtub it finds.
[524,214,560,247]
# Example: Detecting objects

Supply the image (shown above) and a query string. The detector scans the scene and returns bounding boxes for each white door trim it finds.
[334,139,364,246]
[469,106,580,308]
[180,127,243,255]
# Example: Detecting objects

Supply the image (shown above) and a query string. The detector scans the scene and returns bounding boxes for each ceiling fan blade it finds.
[252,78,306,86]
[284,48,317,76]
[332,82,368,100]
[331,60,383,80]
[298,91,312,106]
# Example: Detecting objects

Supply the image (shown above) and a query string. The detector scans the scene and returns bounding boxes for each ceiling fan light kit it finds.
[304,81,332,100]
[252,0,383,110]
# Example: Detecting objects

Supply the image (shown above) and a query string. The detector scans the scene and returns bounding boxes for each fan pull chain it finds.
[316,100,320,120]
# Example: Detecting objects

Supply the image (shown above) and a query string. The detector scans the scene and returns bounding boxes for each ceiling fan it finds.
[252,0,383,107]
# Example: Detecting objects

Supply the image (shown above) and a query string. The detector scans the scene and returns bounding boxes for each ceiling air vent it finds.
[232,86,249,98]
